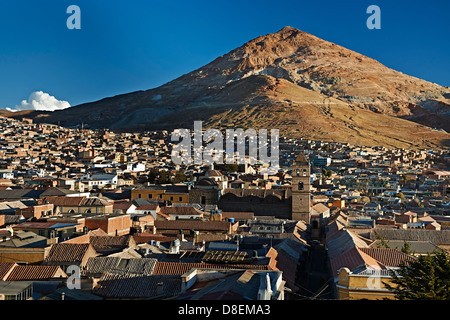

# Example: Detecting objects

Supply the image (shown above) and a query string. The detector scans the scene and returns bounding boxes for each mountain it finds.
[5,26,450,148]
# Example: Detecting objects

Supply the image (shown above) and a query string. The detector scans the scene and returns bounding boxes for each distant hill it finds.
[4,26,449,148]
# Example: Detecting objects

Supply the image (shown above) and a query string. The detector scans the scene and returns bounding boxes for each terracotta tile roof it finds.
[326,229,370,261]
[81,197,112,206]
[330,246,383,278]
[5,265,67,281]
[152,261,271,275]
[312,203,330,214]
[44,243,92,264]
[89,235,135,255]
[62,229,108,244]
[43,196,86,206]
[113,202,134,210]
[0,262,15,280]
[135,204,159,211]
[359,247,417,267]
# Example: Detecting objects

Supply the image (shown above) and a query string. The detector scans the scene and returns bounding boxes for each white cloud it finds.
[7,91,71,112]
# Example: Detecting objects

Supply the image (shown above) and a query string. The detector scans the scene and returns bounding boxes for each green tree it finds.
[384,251,450,300]
[395,192,405,200]
[361,196,371,204]
[172,170,187,183]
[400,240,413,255]
[148,169,159,184]
[156,170,171,184]
[374,231,390,248]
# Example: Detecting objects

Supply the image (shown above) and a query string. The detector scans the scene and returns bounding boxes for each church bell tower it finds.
[291,153,311,223]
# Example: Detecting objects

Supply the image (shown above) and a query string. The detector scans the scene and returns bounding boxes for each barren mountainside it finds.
[6,26,450,148]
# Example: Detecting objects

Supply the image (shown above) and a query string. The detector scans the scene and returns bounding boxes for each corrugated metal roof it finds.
[202,250,249,264]
[84,257,157,277]
[370,229,450,245]
[369,240,443,254]
[93,273,181,298]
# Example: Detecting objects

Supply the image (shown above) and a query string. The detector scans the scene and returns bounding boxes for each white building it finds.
[0,170,14,180]
[126,162,146,172]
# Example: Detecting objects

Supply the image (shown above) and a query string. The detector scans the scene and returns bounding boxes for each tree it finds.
[361,196,371,204]
[148,169,159,184]
[400,240,413,255]
[374,230,390,248]
[384,251,450,300]
[156,170,171,184]
[172,170,187,183]
[395,192,405,200]
[321,168,332,183]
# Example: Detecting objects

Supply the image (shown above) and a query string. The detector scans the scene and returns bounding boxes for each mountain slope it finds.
[5,26,450,148]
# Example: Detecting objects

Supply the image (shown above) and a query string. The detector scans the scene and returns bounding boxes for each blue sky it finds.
[0,0,449,109]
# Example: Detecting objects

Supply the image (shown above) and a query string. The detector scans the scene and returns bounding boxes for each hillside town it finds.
[0,116,449,301]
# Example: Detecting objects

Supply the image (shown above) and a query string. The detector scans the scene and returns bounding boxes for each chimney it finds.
[257,273,273,300]
[178,229,185,242]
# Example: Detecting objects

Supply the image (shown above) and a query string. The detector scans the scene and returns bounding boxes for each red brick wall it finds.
[17,204,54,219]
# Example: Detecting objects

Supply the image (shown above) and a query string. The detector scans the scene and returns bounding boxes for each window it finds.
[179,197,182,202]
[170,196,174,201]
[201,196,206,205]
[138,193,141,198]
[296,169,300,177]
[159,194,163,199]
[298,182,304,190]
[148,194,152,199]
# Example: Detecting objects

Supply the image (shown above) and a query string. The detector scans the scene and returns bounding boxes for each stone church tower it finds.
[291,153,311,223]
